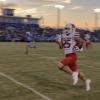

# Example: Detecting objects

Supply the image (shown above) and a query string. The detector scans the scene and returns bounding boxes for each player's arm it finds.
[55,34,63,49]
[74,36,87,49]
[56,40,63,49]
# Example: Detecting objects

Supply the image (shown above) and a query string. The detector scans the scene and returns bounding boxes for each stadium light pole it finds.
[93,8,100,30]
[40,16,44,28]
[54,5,64,29]
[0,0,6,15]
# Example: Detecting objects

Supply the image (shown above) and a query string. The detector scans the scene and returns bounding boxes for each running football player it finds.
[56,23,91,91]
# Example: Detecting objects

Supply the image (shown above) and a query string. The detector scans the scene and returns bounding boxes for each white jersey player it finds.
[25,31,36,54]
[56,23,91,91]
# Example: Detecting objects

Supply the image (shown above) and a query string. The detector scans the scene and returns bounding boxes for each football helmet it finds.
[64,23,76,34]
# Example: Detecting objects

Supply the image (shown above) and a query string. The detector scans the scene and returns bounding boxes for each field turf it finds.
[0,42,100,100]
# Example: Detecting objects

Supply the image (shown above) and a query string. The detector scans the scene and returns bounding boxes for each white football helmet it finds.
[64,23,76,34]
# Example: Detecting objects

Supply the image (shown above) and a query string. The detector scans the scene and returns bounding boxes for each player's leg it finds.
[68,53,79,85]
[57,55,73,74]
[57,54,79,85]
[78,72,91,91]
[69,63,79,85]
[57,62,72,74]
[70,63,91,91]
[57,61,79,85]
[65,53,91,88]
[57,63,86,82]
[29,42,33,48]
[25,42,30,54]
[57,54,91,91]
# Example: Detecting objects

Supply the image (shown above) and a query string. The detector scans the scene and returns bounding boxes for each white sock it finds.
[85,79,91,91]
[72,72,79,85]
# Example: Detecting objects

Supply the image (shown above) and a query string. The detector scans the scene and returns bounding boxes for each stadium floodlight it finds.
[54,5,64,29]
[93,8,100,29]
[0,0,6,9]
[55,5,64,10]
[94,8,100,13]
[0,0,6,15]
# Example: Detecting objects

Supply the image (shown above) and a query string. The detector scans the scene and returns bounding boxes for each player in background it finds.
[84,32,92,48]
[56,23,91,91]
[25,31,36,54]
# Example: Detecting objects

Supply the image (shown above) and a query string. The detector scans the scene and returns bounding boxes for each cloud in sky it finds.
[14,6,54,17]
[15,8,37,14]
[3,3,16,7]
[3,0,82,17]
[93,8,100,12]
[4,0,72,8]
[70,6,82,10]
[63,0,72,3]
[42,0,72,6]
[43,0,72,4]
[2,0,99,28]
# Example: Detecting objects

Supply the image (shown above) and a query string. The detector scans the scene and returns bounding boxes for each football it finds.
[76,40,91,49]
[76,42,83,49]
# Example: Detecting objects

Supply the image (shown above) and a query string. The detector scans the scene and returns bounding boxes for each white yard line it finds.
[0,72,53,100]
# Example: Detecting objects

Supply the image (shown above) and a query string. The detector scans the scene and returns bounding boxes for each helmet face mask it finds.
[64,23,76,34]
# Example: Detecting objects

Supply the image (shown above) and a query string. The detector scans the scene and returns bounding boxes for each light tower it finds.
[54,5,64,29]
[0,0,6,15]
[93,8,100,29]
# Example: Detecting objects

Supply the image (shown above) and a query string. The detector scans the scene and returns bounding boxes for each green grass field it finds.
[0,42,100,100]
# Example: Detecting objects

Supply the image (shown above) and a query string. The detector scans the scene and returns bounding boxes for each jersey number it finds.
[63,39,71,48]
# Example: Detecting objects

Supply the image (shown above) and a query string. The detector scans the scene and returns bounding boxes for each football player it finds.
[84,32,91,48]
[25,31,36,54]
[56,23,91,91]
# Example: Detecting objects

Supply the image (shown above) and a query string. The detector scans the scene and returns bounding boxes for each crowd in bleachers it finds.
[77,28,100,42]
[0,27,100,42]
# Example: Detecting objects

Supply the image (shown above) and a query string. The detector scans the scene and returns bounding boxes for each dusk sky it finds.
[1,0,100,28]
